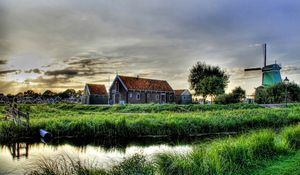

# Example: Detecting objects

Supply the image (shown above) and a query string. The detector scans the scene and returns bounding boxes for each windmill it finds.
[244,43,282,87]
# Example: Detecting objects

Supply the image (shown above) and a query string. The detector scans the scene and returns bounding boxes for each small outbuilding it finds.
[82,84,108,104]
[174,89,192,104]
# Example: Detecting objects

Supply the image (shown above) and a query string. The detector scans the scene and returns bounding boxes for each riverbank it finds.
[0,104,300,140]
[24,123,300,175]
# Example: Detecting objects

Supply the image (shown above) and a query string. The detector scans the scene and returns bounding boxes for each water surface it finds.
[0,137,197,175]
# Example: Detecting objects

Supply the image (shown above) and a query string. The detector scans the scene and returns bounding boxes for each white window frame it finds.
[129,93,132,98]
[136,93,140,100]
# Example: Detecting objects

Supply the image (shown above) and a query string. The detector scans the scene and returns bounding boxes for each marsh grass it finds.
[1,104,300,139]
[26,154,94,175]
[1,103,263,114]
[25,124,300,175]
[156,130,281,175]
[280,124,300,149]
[26,154,154,175]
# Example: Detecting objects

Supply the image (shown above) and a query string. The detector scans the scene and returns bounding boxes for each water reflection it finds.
[1,134,228,160]
[0,135,231,175]
[0,138,194,175]
[7,142,29,159]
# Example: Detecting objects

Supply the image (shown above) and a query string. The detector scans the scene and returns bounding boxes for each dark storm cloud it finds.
[0,60,7,65]
[0,69,20,75]
[45,69,78,77]
[24,68,42,74]
[44,67,112,78]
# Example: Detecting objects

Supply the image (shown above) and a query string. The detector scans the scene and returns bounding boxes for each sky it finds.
[0,0,300,95]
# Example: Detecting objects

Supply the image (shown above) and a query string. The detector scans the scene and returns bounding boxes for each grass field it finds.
[1,103,300,140]
[1,103,300,174]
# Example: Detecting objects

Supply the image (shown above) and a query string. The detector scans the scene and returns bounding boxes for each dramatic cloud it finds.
[0,60,7,65]
[0,0,300,94]
[45,69,78,77]
[0,69,20,75]
[24,68,42,74]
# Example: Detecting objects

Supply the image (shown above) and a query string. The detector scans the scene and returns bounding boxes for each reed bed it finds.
[1,104,300,140]
[25,124,300,175]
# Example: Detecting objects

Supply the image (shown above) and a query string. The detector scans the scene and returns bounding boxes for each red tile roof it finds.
[174,89,185,96]
[118,75,173,92]
[87,84,108,96]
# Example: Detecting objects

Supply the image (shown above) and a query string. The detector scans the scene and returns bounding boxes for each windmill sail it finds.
[244,43,282,87]
[244,67,262,71]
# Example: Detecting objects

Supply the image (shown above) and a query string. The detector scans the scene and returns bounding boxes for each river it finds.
[0,137,206,175]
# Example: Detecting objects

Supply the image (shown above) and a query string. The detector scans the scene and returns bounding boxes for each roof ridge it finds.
[118,75,173,92]
[118,75,167,82]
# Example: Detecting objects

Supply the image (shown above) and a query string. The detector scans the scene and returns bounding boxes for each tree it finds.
[15,92,24,97]
[42,90,57,98]
[76,90,84,97]
[255,82,300,104]
[231,86,246,102]
[197,76,227,102]
[59,89,76,99]
[215,86,246,104]
[255,86,268,104]
[24,90,40,98]
[189,62,229,103]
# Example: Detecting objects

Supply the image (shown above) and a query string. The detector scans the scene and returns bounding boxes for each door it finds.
[112,93,120,104]
[161,93,166,103]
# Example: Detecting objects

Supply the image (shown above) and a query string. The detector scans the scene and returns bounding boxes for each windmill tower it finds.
[244,43,282,87]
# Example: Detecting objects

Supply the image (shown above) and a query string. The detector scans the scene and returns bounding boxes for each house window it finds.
[136,93,140,100]
[129,93,132,98]
[169,95,172,101]
[147,93,150,98]
[156,94,159,100]
[183,96,186,100]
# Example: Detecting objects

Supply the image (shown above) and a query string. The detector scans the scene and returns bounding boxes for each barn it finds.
[109,75,174,104]
[174,89,192,104]
[82,84,108,104]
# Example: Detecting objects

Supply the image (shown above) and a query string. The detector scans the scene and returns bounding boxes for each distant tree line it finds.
[0,89,83,103]
[255,82,300,104]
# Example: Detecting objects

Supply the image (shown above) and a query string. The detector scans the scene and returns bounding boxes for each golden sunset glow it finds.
[0,0,299,95]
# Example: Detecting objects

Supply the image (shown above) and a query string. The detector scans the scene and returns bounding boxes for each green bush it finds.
[215,86,246,104]
[255,82,300,104]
